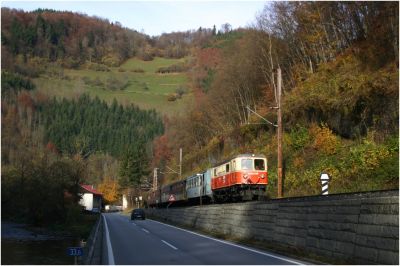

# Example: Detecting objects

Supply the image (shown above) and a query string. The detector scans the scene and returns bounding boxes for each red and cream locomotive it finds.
[211,154,267,201]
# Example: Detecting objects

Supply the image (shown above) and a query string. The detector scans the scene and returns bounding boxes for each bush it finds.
[138,52,154,61]
[1,71,36,99]
[285,125,311,151]
[167,93,177,101]
[175,86,186,98]
[106,76,130,91]
[62,58,80,69]
[82,76,91,85]
[130,68,145,73]
[101,54,122,67]
[65,204,84,226]
[14,63,42,78]
[157,63,188,73]
[141,83,149,90]
[93,77,103,87]
[310,124,339,155]
[47,64,65,79]
[87,62,110,72]
[82,76,104,87]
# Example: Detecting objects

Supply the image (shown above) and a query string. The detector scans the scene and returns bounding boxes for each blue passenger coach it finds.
[186,169,213,203]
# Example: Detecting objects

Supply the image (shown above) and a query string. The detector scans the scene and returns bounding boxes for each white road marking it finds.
[102,214,116,265]
[161,240,178,250]
[150,219,303,265]
[131,222,137,226]
[141,228,150,234]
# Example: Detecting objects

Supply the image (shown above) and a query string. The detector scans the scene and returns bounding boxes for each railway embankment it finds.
[146,190,399,264]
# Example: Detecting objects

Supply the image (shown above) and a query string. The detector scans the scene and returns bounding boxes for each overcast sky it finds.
[1,0,267,36]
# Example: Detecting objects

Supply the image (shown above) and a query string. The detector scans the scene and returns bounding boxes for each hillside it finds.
[33,57,193,116]
[1,8,206,116]
[155,2,399,197]
[1,8,149,68]
[1,6,217,225]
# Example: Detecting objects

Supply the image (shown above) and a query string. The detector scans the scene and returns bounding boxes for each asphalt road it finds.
[102,213,307,265]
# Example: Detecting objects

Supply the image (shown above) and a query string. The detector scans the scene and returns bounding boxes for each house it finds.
[79,184,102,213]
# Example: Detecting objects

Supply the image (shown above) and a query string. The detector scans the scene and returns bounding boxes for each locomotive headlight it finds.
[261,174,265,179]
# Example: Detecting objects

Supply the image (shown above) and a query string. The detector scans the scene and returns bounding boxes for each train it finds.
[148,154,268,207]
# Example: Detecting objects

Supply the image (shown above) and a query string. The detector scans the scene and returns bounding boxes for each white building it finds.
[79,184,103,213]
[122,194,128,210]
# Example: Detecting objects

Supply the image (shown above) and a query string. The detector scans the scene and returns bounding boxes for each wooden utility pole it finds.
[179,148,182,179]
[153,168,158,191]
[277,68,283,198]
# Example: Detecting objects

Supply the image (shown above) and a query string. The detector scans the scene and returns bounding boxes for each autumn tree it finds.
[98,176,120,204]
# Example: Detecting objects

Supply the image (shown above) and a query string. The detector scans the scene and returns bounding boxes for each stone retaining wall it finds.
[146,190,399,264]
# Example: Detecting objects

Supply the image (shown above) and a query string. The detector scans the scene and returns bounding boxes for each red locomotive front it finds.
[211,154,267,201]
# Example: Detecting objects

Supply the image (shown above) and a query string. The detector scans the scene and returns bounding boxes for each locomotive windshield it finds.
[254,159,265,170]
[241,158,266,170]
[241,159,253,170]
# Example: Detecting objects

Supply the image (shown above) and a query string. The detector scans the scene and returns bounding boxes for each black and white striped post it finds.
[320,173,330,195]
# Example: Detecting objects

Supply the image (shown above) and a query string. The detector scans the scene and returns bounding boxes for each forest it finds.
[1,2,399,226]
[156,1,399,196]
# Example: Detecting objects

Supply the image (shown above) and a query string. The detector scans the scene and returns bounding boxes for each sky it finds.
[1,0,267,36]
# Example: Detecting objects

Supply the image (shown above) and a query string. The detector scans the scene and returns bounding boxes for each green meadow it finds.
[33,57,193,116]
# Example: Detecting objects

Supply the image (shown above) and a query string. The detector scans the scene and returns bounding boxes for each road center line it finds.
[161,240,178,250]
[150,219,302,265]
[102,214,116,265]
[141,228,150,233]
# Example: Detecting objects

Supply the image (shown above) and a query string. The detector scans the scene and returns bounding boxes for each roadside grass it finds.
[33,57,192,116]
[65,213,99,239]
[44,213,99,240]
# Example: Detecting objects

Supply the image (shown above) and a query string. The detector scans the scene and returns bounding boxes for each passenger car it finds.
[131,208,145,220]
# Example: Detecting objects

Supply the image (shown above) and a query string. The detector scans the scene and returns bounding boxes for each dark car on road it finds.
[131,208,145,220]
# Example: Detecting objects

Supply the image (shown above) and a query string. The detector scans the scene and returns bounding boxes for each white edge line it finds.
[161,239,178,250]
[150,219,303,265]
[142,228,150,233]
[102,214,116,265]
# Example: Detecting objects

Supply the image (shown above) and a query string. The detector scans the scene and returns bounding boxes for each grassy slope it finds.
[33,57,193,116]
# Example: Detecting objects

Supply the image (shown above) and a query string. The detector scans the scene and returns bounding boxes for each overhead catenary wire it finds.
[246,105,277,127]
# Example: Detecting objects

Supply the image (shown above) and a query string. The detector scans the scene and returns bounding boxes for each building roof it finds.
[80,184,103,196]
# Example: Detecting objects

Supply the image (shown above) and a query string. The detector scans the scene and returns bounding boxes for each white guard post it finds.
[320,173,330,195]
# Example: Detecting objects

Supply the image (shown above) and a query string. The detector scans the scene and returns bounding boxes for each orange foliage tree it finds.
[98,176,120,204]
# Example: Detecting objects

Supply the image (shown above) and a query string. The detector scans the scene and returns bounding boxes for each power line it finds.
[246,105,277,127]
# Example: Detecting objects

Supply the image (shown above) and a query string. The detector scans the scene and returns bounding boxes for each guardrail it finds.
[81,216,102,265]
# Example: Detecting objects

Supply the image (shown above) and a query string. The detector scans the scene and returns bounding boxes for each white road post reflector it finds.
[320,173,330,195]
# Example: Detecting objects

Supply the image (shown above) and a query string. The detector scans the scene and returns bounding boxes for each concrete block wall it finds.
[146,190,399,264]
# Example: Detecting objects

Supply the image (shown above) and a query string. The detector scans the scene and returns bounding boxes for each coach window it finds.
[232,160,236,171]
[226,163,230,173]
[214,169,217,176]
[241,159,253,170]
[255,159,265,170]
